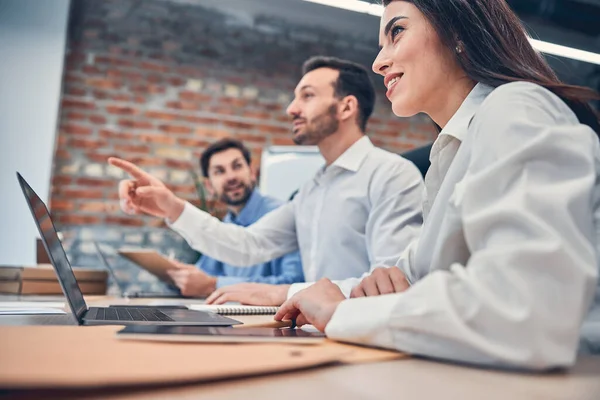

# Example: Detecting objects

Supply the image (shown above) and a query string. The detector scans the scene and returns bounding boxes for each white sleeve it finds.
[169,201,299,267]
[326,84,599,370]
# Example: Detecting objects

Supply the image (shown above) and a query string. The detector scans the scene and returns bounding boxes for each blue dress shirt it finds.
[195,189,304,288]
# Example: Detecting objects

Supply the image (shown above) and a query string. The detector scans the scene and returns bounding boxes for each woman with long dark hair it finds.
[275,0,600,369]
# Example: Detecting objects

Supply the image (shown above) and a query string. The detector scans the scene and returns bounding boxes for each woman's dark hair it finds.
[382,0,600,134]
[200,138,251,177]
[302,56,376,132]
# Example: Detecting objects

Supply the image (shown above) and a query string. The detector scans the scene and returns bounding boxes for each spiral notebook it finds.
[189,304,279,315]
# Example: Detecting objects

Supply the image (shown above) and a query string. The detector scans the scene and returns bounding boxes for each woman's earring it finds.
[455,45,463,54]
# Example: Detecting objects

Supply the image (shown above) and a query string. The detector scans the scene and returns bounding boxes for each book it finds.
[0,265,107,282]
[189,304,279,315]
[0,280,106,295]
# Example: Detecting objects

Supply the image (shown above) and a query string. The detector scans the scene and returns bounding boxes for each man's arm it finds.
[215,251,304,288]
[169,201,299,267]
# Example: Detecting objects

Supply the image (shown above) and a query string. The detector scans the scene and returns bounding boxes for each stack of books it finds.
[0,264,107,295]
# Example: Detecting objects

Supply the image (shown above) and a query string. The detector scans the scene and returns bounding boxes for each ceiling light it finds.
[301,0,600,65]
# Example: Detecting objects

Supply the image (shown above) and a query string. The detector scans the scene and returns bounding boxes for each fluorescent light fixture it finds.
[302,0,600,65]
[528,38,600,65]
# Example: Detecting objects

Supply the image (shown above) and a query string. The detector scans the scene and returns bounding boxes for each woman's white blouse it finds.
[326,82,600,370]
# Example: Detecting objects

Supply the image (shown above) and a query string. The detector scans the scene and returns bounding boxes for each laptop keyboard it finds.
[95,307,174,321]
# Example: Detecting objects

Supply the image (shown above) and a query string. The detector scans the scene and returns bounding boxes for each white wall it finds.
[0,0,70,265]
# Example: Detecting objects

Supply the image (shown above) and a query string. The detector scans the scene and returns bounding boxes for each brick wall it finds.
[50,0,436,291]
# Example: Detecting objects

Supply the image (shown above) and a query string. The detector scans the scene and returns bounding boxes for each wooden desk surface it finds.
[2,295,600,400]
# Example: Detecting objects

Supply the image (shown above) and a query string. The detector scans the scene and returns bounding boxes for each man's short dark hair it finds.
[200,138,252,177]
[302,56,375,132]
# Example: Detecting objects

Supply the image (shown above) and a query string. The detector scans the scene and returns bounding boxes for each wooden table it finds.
[1,295,600,400]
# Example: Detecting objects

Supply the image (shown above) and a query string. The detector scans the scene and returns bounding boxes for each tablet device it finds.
[117,325,326,344]
[118,249,178,283]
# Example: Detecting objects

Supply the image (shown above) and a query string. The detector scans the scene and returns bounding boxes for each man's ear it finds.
[204,177,216,197]
[339,95,358,123]
[250,165,259,184]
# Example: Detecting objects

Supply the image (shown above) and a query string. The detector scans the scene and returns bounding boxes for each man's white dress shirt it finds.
[170,136,424,294]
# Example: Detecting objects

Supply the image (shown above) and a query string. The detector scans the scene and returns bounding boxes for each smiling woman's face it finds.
[372,1,463,119]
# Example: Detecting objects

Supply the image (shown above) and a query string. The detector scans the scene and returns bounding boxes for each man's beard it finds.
[293,104,339,145]
[219,181,255,207]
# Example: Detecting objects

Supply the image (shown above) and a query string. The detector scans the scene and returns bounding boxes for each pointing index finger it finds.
[108,157,150,181]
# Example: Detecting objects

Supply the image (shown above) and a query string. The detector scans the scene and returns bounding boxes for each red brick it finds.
[86,152,116,163]
[177,66,204,77]
[186,116,219,125]
[65,74,85,85]
[195,128,229,139]
[167,77,185,86]
[375,129,401,138]
[158,124,192,134]
[49,199,75,212]
[61,99,95,110]
[165,101,198,110]
[69,138,107,149]
[92,90,110,100]
[106,105,139,115]
[95,56,134,67]
[66,87,87,96]
[179,92,212,102]
[52,175,72,186]
[177,138,210,148]
[118,119,153,130]
[257,124,289,135]
[235,134,266,144]
[223,121,254,130]
[208,106,238,116]
[89,114,107,124]
[79,201,120,213]
[243,111,271,120]
[271,137,295,145]
[138,134,176,145]
[57,215,101,225]
[169,185,198,195]
[66,52,86,65]
[65,111,87,121]
[81,65,101,74]
[55,149,71,160]
[62,124,92,136]
[140,61,169,73]
[128,157,164,167]
[99,129,135,140]
[219,97,248,108]
[114,144,151,153]
[105,216,145,227]
[165,159,194,170]
[145,111,179,120]
[60,189,104,199]
[131,84,165,94]
[387,120,411,131]
[147,74,163,84]
[106,69,144,81]
[75,178,116,188]
[86,78,122,90]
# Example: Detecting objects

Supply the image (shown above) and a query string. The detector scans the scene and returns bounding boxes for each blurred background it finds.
[0,0,598,293]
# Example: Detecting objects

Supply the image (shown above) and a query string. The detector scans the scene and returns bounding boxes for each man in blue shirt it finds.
[166,139,304,297]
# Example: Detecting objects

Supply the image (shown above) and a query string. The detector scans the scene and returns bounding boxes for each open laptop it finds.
[93,242,183,299]
[17,172,241,326]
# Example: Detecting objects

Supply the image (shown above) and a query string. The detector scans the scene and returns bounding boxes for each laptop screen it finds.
[17,173,88,322]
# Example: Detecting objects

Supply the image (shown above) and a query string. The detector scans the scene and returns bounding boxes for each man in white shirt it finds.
[109,56,424,305]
